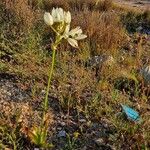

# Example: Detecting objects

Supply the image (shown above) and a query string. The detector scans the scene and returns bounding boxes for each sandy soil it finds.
[114,0,150,11]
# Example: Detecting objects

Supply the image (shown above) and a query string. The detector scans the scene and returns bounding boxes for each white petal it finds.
[65,11,71,24]
[58,8,63,15]
[58,8,64,21]
[67,38,78,48]
[51,8,61,22]
[63,24,70,39]
[55,8,61,22]
[69,27,82,36]
[51,8,57,21]
[75,34,87,40]
[65,24,70,33]
[77,29,83,34]
[44,12,53,26]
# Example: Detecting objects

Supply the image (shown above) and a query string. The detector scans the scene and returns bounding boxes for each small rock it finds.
[105,56,115,66]
[103,123,109,128]
[92,123,100,128]
[106,144,116,150]
[34,148,40,150]
[60,122,66,126]
[57,127,62,130]
[87,55,115,67]
[136,26,143,32]
[95,138,114,149]
[140,65,150,84]
[41,89,46,94]
[7,92,12,96]
[95,138,105,146]
[82,146,87,150]
[57,130,66,138]
[79,119,86,123]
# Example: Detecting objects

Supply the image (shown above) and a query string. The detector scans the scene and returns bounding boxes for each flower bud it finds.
[44,12,53,26]
[65,11,71,24]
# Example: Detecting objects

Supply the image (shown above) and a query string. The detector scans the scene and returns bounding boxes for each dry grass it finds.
[0,0,150,149]
[30,0,113,12]
[2,0,36,30]
[72,10,126,55]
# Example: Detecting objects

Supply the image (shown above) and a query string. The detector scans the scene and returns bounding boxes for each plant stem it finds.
[41,34,62,127]
[42,44,56,125]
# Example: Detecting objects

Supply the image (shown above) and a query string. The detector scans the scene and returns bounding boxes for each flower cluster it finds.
[44,8,87,48]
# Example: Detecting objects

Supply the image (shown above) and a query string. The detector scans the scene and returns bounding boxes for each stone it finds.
[136,26,143,32]
[95,138,105,146]
[60,122,66,126]
[34,148,40,150]
[79,119,86,123]
[140,65,150,84]
[57,130,66,138]
[87,55,115,68]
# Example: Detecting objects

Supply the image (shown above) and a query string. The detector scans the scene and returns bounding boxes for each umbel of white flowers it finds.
[44,8,87,48]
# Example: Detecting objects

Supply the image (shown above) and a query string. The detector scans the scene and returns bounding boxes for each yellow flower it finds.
[73,131,80,138]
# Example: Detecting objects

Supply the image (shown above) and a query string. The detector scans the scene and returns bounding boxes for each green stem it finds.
[42,44,56,125]
[41,35,62,126]
[50,26,59,36]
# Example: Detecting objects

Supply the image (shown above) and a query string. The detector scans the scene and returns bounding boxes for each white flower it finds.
[57,8,64,21]
[64,11,71,24]
[51,8,64,22]
[67,38,78,48]
[44,7,87,48]
[45,8,71,24]
[63,26,87,48]
[63,24,70,38]
[44,12,53,26]
[69,27,82,36]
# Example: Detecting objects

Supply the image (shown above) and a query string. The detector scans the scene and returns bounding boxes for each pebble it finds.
[87,55,115,68]
[0,79,30,101]
[57,127,62,131]
[95,138,105,146]
[79,119,86,123]
[41,89,46,94]
[60,122,66,126]
[140,65,150,84]
[34,148,39,150]
[82,146,87,150]
[57,130,66,138]
[95,138,115,149]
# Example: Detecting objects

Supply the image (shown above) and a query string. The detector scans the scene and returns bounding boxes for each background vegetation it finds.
[0,0,150,149]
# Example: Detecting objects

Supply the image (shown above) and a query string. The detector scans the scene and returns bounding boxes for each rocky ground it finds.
[0,73,117,150]
[114,0,150,11]
[0,0,150,149]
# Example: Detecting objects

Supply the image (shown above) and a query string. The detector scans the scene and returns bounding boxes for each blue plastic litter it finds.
[121,104,140,122]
